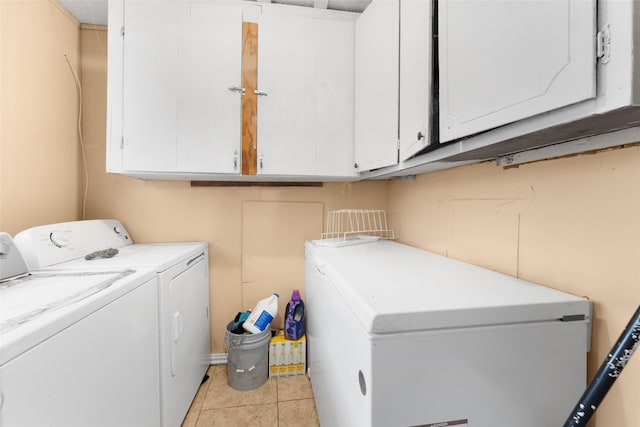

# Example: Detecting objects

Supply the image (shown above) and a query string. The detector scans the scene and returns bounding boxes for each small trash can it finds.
[225,321,271,391]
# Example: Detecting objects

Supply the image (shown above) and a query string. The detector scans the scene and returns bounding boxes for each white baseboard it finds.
[209,353,228,365]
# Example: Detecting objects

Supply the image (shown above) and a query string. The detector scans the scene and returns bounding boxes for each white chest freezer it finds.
[304,239,592,427]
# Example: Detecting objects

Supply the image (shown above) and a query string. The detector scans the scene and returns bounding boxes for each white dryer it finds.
[14,220,211,427]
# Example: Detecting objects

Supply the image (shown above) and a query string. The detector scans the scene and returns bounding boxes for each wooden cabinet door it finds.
[176,2,242,174]
[122,1,186,172]
[399,0,433,161]
[439,0,597,142]
[354,0,400,172]
[256,12,356,177]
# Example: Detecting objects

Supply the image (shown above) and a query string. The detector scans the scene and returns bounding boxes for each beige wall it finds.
[0,0,82,234]
[389,149,640,427]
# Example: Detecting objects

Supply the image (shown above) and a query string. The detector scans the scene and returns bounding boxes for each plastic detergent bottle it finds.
[243,293,279,334]
[284,289,305,340]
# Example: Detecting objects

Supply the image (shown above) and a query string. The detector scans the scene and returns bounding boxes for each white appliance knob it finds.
[113,226,122,235]
[49,232,70,248]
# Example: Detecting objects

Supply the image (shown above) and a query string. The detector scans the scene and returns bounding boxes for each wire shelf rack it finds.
[319,209,395,246]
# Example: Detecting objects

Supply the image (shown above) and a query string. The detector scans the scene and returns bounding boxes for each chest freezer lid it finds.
[306,240,591,335]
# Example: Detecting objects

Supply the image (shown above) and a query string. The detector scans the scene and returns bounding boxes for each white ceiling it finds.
[59,0,371,25]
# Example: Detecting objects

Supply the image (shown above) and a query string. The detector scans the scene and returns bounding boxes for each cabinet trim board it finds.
[242,22,259,175]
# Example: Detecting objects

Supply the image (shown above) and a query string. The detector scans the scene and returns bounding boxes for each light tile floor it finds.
[182,365,320,427]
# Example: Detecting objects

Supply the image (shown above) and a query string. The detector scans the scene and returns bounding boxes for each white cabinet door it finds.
[399,0,432,161]
[122,1,241,174]
[312,18,356,177]
[122,1,186,172]
[257,13,355,177]
[439,0,597,142]
[176,2,242,174]
[354,0,399,172]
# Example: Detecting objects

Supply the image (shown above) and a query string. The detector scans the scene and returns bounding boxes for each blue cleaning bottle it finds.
[284,289,305,340]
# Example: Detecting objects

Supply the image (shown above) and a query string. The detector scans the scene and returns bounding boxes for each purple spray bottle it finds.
[284,289,305,340]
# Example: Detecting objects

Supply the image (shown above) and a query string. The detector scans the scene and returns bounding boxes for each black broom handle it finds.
[563,305,640,427]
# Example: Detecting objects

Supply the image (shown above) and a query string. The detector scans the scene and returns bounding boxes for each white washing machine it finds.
[13,220,211,427]
[305,238,593,427]
[0,232,161,427]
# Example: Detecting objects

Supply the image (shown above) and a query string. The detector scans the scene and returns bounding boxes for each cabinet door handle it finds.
[233,150,238,170]
[228,86,246,95]
[417,131,424,140]
[259,153,263,170]
[254,90,268,97]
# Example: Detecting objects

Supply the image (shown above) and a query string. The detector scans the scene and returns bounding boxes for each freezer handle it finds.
[187,252,206,267]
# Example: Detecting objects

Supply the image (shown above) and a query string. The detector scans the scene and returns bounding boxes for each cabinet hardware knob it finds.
[228,86,246,95]
[354,163,359,169]
[417,131,424,140]
[254,90,268,97]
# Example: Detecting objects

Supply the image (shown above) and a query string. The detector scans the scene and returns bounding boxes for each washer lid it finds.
[307,240,591,335]
[1,270,136,333]
[0,267,155,365]
[37,242,208,273]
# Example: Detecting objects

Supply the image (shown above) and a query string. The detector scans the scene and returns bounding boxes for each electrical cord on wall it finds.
[64,53,89,220]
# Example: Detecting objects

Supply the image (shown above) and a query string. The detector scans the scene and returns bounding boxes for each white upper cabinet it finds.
[355,0,434,171]
[439,0,597,142]
[257,11,356,177]
[108,0,640,181]
[114,0,242,175]
[399,0,433,161]
[364,0,640,178]
[107,0,356,180]
[354,0,399,172]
